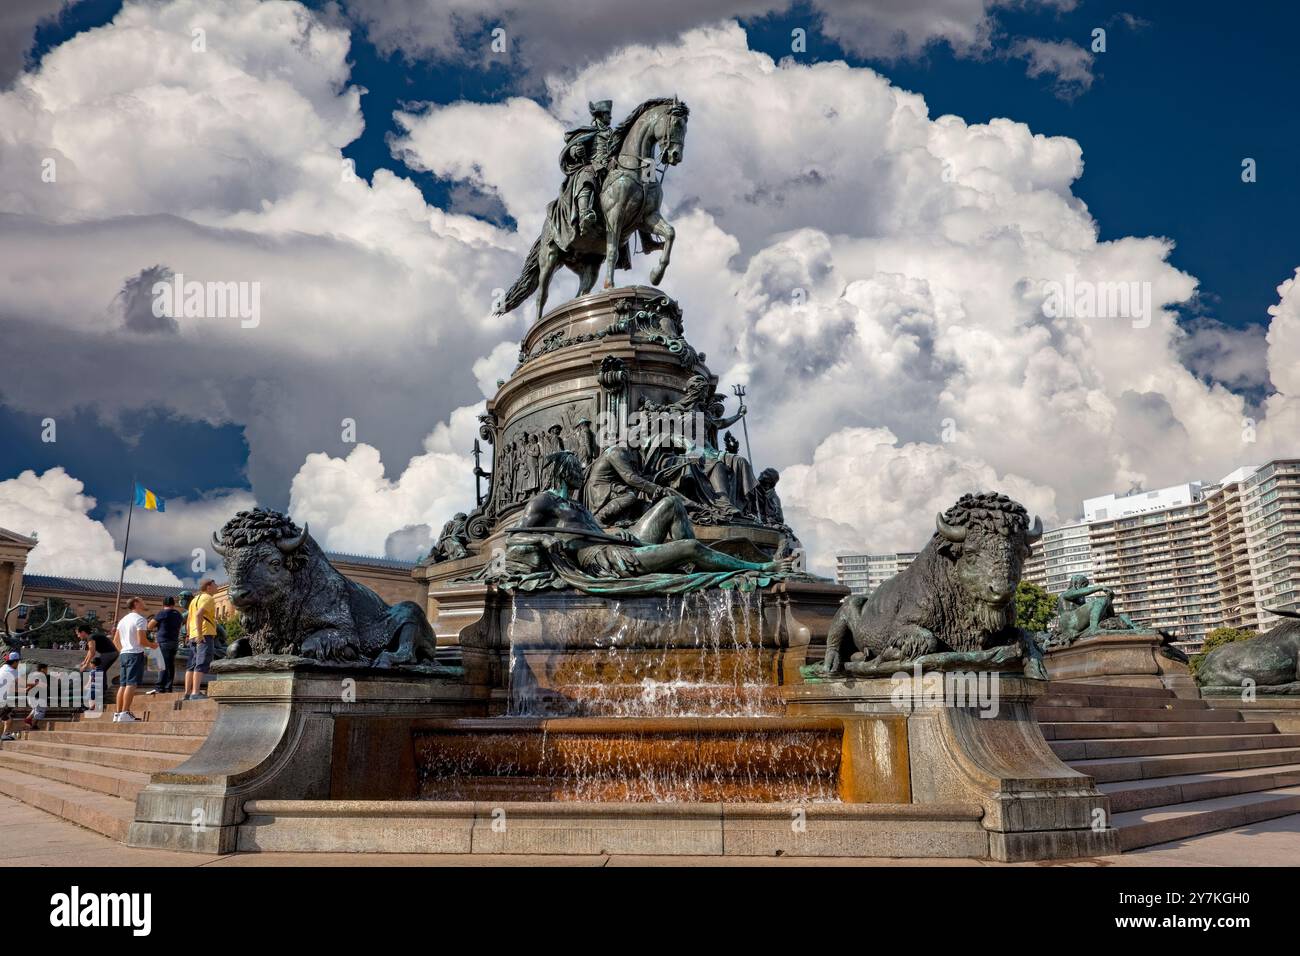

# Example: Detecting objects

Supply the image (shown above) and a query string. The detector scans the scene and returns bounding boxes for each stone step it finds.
[46,717,214,737]
[0,738,190,775]
[1040,720,1279,741]
[1047,681,1177,700]
[1051,732,1300,761]
[171,698,217,719]
[1037,693,1209,711]
[1068,745,1300,784]
[0,764,136,841]
[1112,785,1300,851]
[1034,705,1244,724]
[15,729,206,756]
[1099,764,1300,813]
[0,748,152,801]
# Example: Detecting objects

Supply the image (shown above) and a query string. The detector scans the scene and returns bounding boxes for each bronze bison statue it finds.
[823,492,1046,679]
[211,508,437,668]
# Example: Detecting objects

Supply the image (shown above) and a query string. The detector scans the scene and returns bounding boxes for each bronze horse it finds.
[496,97,689,323]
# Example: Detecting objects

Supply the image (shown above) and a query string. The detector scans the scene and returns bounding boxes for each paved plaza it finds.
[4,793,1297,868]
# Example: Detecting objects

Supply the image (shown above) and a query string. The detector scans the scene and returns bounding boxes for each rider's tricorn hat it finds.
[589,99,613,115]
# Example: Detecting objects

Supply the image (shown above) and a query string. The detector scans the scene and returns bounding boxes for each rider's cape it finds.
[548,127,664,260]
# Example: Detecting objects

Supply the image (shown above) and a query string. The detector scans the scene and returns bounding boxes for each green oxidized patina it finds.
[477,451,795,597]
[1045,574,1142,648]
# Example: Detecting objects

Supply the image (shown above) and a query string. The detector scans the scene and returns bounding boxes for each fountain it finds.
[126,95,1116,862]
[414,589,851,803]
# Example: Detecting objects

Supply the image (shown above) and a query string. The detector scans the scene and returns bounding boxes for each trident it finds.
[732,383,753,462]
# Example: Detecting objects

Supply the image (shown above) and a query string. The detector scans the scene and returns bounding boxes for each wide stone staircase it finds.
[5,679,1300,856]
[0,692,215,841]
[1037,681,1300,850]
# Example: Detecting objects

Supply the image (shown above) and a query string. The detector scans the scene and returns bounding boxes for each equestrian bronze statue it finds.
[495,97,690,323]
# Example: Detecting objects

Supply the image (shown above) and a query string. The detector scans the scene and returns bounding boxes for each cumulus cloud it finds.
[0,0,525,505]
[1176,317,1270,394]
[103,488,258,574]
[286,404,483,556]
[0,468,180,585]
[1011,38,1095,98]
[2,5,1291,575]
[343,0,1072,81]
[390,21,1290,567]
[1259,269,1300,439]
[0,0,68,86]
[781,427,1055,566]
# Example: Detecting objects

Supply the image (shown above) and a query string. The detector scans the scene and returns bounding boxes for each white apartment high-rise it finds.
[1023,458,1300,653]
[835,552,918,596]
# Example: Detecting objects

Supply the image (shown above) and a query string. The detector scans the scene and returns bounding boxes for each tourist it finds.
[184,578,217,700]
[22,663,49,730]
[76,622,117,710]
[0,651,20,740]
[113,597,156,722]
[147,595,183,695]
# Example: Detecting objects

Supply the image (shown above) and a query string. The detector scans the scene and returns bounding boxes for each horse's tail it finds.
[495,236,541,315]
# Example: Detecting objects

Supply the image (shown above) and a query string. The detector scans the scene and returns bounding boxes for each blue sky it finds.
[0,0,1294,578]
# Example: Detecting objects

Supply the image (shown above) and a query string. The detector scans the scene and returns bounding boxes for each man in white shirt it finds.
[0,651,20,740]
[114,597,157,722]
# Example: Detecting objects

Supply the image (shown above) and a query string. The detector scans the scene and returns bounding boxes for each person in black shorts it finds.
[76,623,118,710]
[148,596,183,694]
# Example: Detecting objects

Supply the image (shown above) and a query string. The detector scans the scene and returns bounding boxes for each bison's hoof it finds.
[990,643,1022,664]
[302,632,359,662]
[1023,657,1049,681]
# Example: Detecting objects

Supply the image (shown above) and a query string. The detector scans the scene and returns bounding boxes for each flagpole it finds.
[112,481,136,623]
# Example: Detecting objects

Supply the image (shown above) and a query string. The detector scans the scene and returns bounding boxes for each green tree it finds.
[221,614,245,642]
[1189,626,1257,678]
[1014,581,1056,632]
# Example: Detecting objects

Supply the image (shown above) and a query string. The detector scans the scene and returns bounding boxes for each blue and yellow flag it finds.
[134,483,165,512]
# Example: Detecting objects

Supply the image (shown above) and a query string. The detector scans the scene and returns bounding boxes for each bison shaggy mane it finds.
[939,492,1033,539]
[217,508,303,550]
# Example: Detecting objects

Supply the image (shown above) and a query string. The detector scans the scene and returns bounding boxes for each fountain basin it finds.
[411,715,909,803]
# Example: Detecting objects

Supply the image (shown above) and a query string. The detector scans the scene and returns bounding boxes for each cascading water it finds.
[420,586,843,802]
[502,588,782,718]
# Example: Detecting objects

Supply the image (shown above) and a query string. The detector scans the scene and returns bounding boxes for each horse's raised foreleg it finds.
[644,210,675,286]
[601,177,633,290]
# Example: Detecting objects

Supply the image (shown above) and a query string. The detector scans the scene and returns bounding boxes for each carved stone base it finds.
[125,661,484,853]
[1044,631,1196,697]
[438,579,844,715]
[783,675,1118,862]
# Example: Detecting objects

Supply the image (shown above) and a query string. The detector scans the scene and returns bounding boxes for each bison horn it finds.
[276,523,308,553]
[210,532,230,558]
[1026,516,1043,542]
[936,512,967,542]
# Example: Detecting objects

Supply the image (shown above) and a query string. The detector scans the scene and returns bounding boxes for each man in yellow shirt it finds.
[184,578,218,700]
